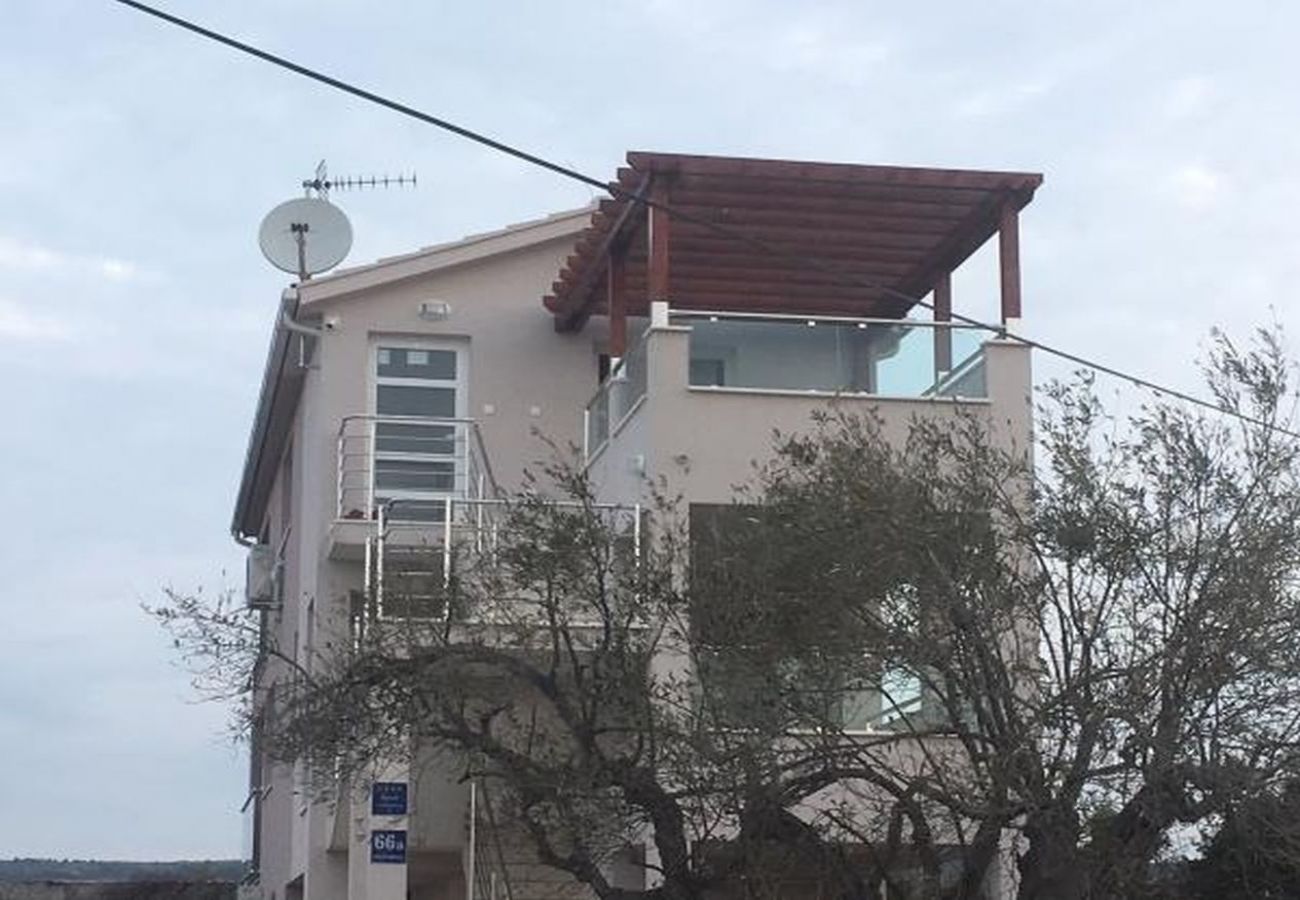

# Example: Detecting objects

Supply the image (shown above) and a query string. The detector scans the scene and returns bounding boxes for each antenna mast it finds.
[302,159,417,198]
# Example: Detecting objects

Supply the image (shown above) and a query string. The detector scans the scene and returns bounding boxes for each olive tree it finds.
[157,328,1300,900]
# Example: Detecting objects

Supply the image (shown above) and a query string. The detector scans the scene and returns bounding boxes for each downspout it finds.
[230,286,321,547]
[281,286,323,368]
[280,294,323,339]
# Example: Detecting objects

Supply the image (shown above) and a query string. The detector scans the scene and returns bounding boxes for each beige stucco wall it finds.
[587,325,1032,508]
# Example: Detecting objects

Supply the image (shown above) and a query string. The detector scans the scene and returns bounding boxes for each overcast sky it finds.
[3,0,1299,861]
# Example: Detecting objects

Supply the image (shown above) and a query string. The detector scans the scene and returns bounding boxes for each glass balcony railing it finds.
[674,313,997,399]
[584,337,649,456]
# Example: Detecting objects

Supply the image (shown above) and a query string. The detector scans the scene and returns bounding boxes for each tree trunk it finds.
[1016,810,1087,900]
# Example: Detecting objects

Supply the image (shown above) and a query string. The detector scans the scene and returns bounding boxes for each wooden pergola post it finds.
[933,271,953,374]
[607,249,627,357]
[647,178,671,321]
[998,204,1021,324]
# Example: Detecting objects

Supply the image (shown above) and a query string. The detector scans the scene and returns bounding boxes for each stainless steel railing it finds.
[336,415,499,521]
[363,497,643,623]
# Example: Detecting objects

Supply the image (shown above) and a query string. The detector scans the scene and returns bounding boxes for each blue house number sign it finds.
[372,782,408,816]
[371,829,407,864]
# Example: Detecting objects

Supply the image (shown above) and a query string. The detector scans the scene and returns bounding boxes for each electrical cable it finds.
[109,0,1300,440]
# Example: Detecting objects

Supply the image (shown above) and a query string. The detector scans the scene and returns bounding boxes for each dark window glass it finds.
[376,385,456,418]
[374,459,455,492]
[375,422,456,455]
[377,347,457,380]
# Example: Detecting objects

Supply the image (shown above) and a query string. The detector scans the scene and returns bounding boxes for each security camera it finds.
[323,316,341,331]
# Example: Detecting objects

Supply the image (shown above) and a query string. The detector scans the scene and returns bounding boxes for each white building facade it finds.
[231,152,1040,900]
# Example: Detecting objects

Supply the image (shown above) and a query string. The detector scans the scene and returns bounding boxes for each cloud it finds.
[98,257,143,281]
[1162,75,1216,120]
[0,296,71,342]
[1167,163,1223,211]
[0,235,63,270]
[767,23,893,87]
[0,233,158,283]
[953,78,1054,119]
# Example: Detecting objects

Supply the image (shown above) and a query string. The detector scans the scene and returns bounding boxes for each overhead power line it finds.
[110,0,1300,440]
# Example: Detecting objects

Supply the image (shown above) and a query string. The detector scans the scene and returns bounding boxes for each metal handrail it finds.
[335,414,501,520]
[466,779,515,900]
[584,336,649,459]
[368,496,644,623]
[671,309,1001,330]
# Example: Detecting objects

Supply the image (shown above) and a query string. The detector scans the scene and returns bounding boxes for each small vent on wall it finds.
[418,300,451,321]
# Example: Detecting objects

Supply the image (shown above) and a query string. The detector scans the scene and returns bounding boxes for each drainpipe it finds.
[280,286,323,338]
[281,287,323,368]
[230,287,323,548]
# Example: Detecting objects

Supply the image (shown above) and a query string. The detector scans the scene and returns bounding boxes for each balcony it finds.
[671,312,991,398]
[331,413,644,629]
[583,309,1029,505]
[329,415,497,560]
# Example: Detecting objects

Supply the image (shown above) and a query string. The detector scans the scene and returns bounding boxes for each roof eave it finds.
[230,290,305,543]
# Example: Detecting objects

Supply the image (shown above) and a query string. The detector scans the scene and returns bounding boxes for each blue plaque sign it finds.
[371,829,407,864]
[371,781,408,816]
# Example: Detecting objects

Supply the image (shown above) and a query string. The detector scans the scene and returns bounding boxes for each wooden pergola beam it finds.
[663,191,981,222]
[670,175,1004,205]
[627,278,881,302]
[659,246,930,269]
[669,223,940,252]
[551,173,652,329]
[663,259,916,281]
[891,192,1009,302]
[628,151,1044,192]
[668,204,958,237]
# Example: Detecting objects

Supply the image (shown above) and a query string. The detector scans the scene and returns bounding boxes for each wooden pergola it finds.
[543,152,1042,355]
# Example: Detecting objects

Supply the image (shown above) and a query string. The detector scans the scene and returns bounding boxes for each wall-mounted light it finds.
[418,300,451,321]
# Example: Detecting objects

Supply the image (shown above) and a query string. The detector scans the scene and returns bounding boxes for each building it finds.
[231,152,1041,900]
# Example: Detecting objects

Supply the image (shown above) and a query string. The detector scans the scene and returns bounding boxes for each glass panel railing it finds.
[584,337,649,456]
[675,314,997,399]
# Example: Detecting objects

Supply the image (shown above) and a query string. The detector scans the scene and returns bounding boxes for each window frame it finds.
[367,337,469,518]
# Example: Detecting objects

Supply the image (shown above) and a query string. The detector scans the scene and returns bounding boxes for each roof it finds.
[296,205,592,306]
[545,151,1042,329]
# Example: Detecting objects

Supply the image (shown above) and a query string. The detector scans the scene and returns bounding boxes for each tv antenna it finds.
[301,159,417,197]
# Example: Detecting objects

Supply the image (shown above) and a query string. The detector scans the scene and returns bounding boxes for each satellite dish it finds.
[258,197,353,278]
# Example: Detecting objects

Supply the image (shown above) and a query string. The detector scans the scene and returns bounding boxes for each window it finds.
[372,342,466,522]
[688,503,925,733]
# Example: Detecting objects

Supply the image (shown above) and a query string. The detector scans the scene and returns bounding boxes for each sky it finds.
[3,0,1300,861]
